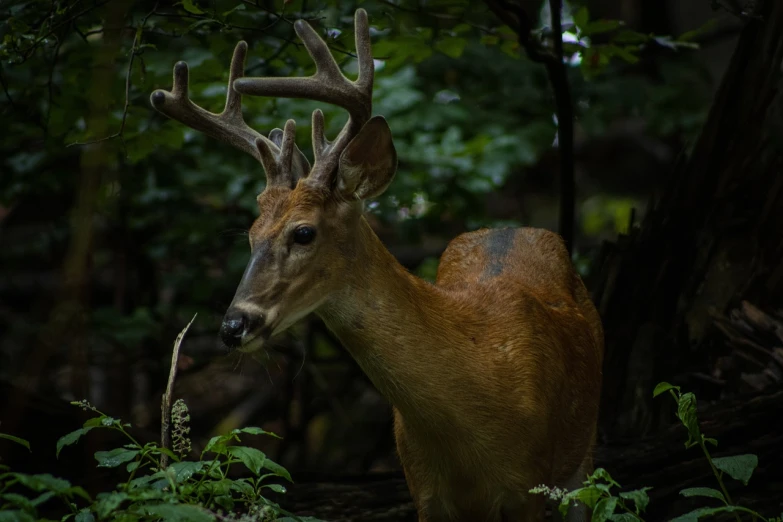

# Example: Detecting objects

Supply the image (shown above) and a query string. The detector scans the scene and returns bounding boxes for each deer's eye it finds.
[292,225,316,245]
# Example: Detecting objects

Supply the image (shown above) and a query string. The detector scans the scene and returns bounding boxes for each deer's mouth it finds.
[236,322,275,353]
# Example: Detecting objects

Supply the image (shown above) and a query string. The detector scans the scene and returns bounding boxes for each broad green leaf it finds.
[227,446,266,475]
[30,491,55,506]
[142,503,214,522]
[676,392,700,448]
[711,454,758,485]
[233,427,282,439]
[435,37,467,59]
[679,487,725,503]
[263,483,287,493]
[590,468,621,488]
[95,492,129,519]
[583,20,623,36]
[214,495,234,511]
[263,457,293,483]
[559,487,602,517]
[670,506,732,522]
[0,511,36,522]
[677,18,719,42]
[603,44,639,64]
[610,515,638,522]
[592,497,618,522]
[167,461,206,482]
[1,492,34,511]
[203,434,231,454]
[56,427,93,457]
[619,487,652,513]
[180,0,205,15]
[94,448,139,468]
[12,473,71,494]
[75,510,95,522]
[0,433,30,451]
[573,6,589,30]
[66,486,91,501]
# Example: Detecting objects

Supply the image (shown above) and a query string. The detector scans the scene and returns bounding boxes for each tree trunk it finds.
[592,0,783,439]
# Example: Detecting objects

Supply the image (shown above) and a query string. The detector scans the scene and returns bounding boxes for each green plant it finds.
[0,319,323,522]
[530,381,780,522]
[1,400,321,521]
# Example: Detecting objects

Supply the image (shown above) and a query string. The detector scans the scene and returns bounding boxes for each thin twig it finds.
[160,313,197,469]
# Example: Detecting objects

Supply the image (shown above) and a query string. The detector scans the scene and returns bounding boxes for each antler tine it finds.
[150,41,309,188]
[257,120,312,188]
[234,9,376,185]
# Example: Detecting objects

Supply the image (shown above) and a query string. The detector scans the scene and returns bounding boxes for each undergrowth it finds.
[531,382,782,522]
[0,397,323,522]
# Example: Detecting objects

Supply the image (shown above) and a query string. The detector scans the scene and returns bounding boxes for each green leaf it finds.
[233,427,282,439]
[589,468,621,488]
[75,510,95,522]
[582,20,623,36]
[573,6,589,30]
[12,473,71,494]
[603,44,639,64]
[180,0,205,15]
[142,503,214,522]
[592,497,618,522]
[670,506,732,522]
[610,515,638,522]
[711,454,758,485]
[679,487,726,503]
[203,434,230,455]
[94,448,139,468]
[619,487,652,513]
[263,483,287,494]
[227,446,266,475]
[435,37,467,58]
[56,427,93,457]
[703,437,718,447]
[676,392,700,448]
[0,433,30,451]
[559,487,603,517]
[1,493,34,511]
[263,457,293,483]
[0,511,36,522]
[167,461,206,482]
[95,492,129,518]
[677,18,719,42]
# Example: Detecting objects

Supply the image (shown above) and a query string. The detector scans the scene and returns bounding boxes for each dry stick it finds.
[160,313,197,469]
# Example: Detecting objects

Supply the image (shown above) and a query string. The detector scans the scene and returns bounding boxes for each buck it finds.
[151,9,603,521]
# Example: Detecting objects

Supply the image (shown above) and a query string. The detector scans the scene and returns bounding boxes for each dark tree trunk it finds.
[592,0,783,439]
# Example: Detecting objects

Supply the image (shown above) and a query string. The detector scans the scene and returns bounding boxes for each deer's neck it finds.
[317,217,465,423]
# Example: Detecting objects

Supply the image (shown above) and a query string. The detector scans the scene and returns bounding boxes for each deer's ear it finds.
[337,116,397,200]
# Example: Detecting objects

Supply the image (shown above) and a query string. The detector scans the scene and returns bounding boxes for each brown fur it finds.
[238,181,603,521]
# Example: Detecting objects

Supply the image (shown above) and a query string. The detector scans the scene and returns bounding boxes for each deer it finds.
[150,9,604,522]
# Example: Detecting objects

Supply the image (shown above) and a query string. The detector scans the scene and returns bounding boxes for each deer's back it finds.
[431,227,603,483]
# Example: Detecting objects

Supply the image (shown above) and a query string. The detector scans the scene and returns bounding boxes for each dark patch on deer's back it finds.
[481,228,516,281]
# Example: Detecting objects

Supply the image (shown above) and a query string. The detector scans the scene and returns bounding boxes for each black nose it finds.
[220,310,246,348]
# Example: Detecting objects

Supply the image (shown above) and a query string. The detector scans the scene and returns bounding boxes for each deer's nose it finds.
[220,310,247,348]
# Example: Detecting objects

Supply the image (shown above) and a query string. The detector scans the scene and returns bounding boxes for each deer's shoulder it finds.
[435,227,576,296]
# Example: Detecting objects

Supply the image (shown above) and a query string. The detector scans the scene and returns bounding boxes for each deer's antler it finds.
[150,41,309,188]
[233,9,375,187]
